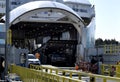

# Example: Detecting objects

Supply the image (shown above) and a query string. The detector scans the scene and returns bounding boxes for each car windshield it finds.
[15,77,21,81]
[52,54,65,57]
[11,77,21,81]
[28,55,36,59]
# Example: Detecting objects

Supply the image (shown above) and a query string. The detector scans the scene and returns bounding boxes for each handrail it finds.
[101,64,120,77]
[10,64,84,82]
[30,64,120,82]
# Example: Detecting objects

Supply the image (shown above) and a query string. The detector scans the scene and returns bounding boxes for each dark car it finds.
[49,53,66,64]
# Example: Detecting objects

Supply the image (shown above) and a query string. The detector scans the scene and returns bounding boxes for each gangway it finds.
[9,64,120,82]
[9,65,84,82]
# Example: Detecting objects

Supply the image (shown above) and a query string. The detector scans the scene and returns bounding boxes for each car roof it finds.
[28,54,34,56]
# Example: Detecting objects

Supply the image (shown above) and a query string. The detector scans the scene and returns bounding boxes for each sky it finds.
[88,0,120,41]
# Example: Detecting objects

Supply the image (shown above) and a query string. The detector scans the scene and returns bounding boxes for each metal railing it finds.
[30,64,120,82]
[101,64,120,77]
[9,64,120,82]
[10,64,84,82]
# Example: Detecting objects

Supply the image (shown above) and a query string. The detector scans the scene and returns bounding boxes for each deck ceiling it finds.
[11,22,76,39]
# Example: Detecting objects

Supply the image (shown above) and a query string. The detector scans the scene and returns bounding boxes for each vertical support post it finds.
[103,78,107,82]
[5,0,10,75]
[70,72,72,78]
[101,64,104,75]
[50,69,52,73]
[56,69,58,74]
[90,77,95,82]
[78,73,82,80]
[7,29,12,45]
[45,69,48,72]
[62,71,65,76]
[116,65,120,77]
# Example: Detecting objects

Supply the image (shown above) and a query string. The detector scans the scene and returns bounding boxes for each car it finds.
[27,54,41,67]
[49,53,66,64]
[6,73,22,82]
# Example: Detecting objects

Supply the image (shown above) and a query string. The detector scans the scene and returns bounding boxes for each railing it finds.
[101,64,120,77]
[10,64,84,82]
[30,64,120,82]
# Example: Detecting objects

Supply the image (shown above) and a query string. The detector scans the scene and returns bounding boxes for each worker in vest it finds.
[35,52,41,64]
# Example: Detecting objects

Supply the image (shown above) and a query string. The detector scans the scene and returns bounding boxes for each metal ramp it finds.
[9,64,120,82]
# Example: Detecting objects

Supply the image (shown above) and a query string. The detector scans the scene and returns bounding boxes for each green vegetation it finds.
[95,38,119,46]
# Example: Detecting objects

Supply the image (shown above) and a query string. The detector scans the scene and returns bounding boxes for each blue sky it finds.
[89,0,120,41]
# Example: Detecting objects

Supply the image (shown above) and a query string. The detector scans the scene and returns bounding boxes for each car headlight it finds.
[35,61,40,63]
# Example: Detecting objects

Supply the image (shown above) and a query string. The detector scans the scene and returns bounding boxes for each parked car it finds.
[27,54,41,67]
[6,73,22,82]
[49,53,66,64]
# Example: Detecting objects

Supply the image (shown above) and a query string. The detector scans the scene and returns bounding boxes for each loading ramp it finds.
[9,64,120,82]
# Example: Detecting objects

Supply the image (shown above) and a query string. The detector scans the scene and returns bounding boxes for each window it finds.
[105,51,108,53]
[0,32,5,39]
[11,2,17,5]
[0,39,5,44]
[0,2,5,8]
[28,54,36,59]
[72,8,78,12]
[79,9,87,13]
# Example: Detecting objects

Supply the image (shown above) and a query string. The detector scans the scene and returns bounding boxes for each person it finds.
[97,56,103,74]
[91,56,97,65]
[75,63,79,70]
[110,66,115,77]
[35,52,41,64]
[90,56,98,74]
[100,55,104,63]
